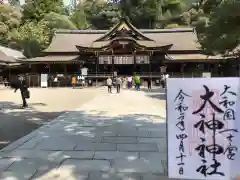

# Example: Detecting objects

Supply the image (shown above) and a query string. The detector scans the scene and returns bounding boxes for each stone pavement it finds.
[0,87,169,180]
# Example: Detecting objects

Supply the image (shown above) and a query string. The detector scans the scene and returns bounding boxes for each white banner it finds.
[167,78,240,180]
[40,74,48,88]
[81,67,88,76]
[202,72,211,78]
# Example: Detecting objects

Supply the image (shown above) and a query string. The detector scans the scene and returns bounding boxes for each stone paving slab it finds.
[75,142,117,151]
[59,159,111,172]
[88,172,141,180]
[0,88,169,180]
[94,151,138,160]
[117,143,158,152]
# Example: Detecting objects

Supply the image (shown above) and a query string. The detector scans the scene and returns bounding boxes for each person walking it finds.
[116,76,122,93]
[135,75,141,91]
[147,78,151,91]
[13,75,29,108]
[106,77,112,93]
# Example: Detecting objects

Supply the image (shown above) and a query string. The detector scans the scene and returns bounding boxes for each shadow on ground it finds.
[129,87,166,100]
[0,108,168,180]
[0,101,65,149]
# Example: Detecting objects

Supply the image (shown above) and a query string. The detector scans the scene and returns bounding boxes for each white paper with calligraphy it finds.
[167,78,240,180]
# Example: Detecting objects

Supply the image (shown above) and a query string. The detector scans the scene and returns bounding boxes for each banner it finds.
[40,74,48,88]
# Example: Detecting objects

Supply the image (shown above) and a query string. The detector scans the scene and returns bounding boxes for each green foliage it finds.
[118,0,191,29]
[0,4,21,45]
[8,0,20,7]
[10,21,50,57]
[0,0,238,57]
[196,0,240,55]
[42,12,77,30]
[22,0,67,22]
[70,4,89,29]
[82,0,120,29]
[165,23,179,28]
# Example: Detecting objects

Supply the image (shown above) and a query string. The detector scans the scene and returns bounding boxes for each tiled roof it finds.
[0,45,25,63]
[164,54,232,62]
[20,55,79,62]
[44,28,200,53]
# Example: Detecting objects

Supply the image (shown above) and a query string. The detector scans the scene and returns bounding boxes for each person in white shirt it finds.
[106,77,112,93]
[53,76,58,87]
[127,76,132,89]
[161,73,169,88]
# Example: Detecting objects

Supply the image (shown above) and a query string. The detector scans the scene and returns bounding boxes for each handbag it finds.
[24,89,30,99]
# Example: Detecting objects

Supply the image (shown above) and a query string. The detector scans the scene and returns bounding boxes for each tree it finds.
[83,0,120,29]
[22,0,67,22]
[0,4,22,46]
[70,3,90,29]
[118,0,190,29]
[8,0,20,7]
[195,0,240,55]
[42,12,77,30]
[10,21,50,57]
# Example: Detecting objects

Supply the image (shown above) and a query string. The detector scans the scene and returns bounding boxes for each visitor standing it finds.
[147,78,151,90]
[107,77,112,93]
[116,76,122,93]
[127,76,132,89]
[160,74,165,88]
[135,75,141,91]
[71,75,76,88]
[122,77,127,89]
[53,76,58,87]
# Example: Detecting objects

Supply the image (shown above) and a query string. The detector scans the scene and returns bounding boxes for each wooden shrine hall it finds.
[1,18,238,87]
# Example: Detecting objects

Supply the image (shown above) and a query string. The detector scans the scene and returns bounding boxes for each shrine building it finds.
[0,18,238,87]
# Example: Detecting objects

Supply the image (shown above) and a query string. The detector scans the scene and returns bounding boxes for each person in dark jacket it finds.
[147,78,151,90]
[13,75,29,108]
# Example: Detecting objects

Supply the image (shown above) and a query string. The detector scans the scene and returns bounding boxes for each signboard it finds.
[40,74,48,88]
[167,78,240,180]
[114,71,117,77]
[202,72,211,78]
[81,67,88,76]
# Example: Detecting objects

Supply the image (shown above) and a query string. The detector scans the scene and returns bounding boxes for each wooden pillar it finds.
[112,50,114,73]
[133,50,136,74]
[181,63,185,77]
[48,64,51,74]
[149,51,152,78]
[63,63,67,74]
[95,52,99,86]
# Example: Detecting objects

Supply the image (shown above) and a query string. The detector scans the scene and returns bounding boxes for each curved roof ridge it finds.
[54,27,194,34]
[93,18,153,41]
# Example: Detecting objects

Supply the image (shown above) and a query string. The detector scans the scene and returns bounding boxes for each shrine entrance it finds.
[115,65,134,76]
